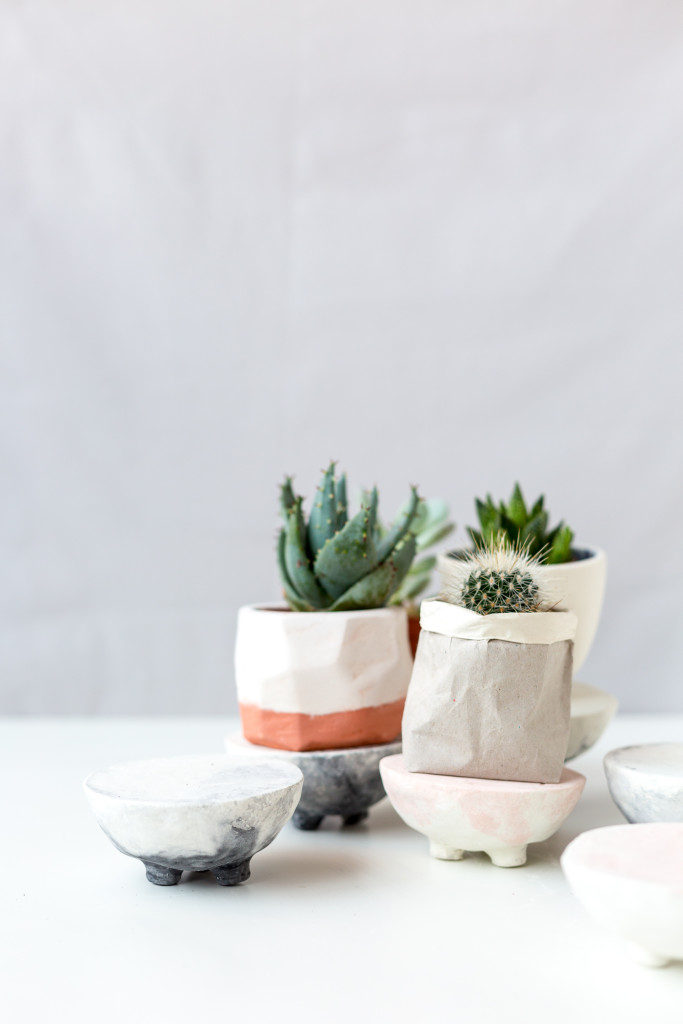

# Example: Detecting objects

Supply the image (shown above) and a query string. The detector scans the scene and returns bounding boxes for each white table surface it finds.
[2,714,683,1024]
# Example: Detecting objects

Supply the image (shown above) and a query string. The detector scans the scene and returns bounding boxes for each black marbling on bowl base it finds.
[225,733,402,831]
[143,859,252,887]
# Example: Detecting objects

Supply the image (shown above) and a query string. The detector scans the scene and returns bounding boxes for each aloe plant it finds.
[278,463,420,611]
[389,499,455,606]
[465,483,574,564]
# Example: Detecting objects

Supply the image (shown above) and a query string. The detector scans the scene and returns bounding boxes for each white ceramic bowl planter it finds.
[566,682,619,761]
[604,743,683,822]
[562,823,683,967]
[235,604,412,751]
[84,755,303,886]
[380,755,585,867]
[226,732,401,830]
[438,547,606,675]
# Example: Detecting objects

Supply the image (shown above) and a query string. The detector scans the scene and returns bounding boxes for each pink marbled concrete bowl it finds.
[379,755,585,867]
[561,823,683,967]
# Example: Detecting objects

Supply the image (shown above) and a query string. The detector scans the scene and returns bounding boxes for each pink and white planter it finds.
[380,754,585,867]
[234,604,413,752]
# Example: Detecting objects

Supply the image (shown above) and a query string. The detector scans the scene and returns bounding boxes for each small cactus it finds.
[465,483,574,564]
[441,541,552,615]
[277,463,421,611]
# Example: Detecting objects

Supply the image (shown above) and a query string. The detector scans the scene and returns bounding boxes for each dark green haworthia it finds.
[464,483,574,565]
[276,466,420,611]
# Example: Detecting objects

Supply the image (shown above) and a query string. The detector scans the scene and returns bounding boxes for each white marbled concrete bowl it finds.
[379,755,585,867]
[562,823,683,967]
[84,755,303,886]
[225,732,401,830]
[565,682,619,761]
[604,743,683,822]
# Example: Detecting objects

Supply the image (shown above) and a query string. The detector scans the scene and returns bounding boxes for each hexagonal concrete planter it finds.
[235,604,412,752]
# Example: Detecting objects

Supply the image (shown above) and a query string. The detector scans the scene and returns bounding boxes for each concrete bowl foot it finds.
[488,846,527,868]
[144,863,182,886]
[213,859,251,886]
[293,811,324,831]
[430,842,464,861]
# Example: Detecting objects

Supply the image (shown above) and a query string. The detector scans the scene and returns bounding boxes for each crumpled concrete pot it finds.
[235,604,412,751]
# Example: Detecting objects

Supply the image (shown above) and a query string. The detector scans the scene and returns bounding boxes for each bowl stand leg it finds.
[429,842,464,861]
[344,810,369,827]
[488,846,527,868]
[293,810,324,831]
[144,862,182,886]
[212,859,252,886]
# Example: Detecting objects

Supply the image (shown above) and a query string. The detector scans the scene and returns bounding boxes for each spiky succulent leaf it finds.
[308,462,338,559]
[547,524,574,564]
[277,529,312,611]
[285,498,332,608]
[328,533,416,610]
[506,483,528,528]
[390,569,433,604]
[376,486,420,563]
[530,495,545,519]
[475,497,499,537]
[328,559,397,611]
[314,489,379,600]
[386,533,418,598]
[280,477,296,522]
[469,484,574,564]
[335,474,348,531]
[416,519,455,551]
[520,511,548,551]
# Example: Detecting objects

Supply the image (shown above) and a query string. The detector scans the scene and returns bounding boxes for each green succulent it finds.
[444,541,549,615]
[389,499,455,606]
[465,483,574,564]
[277,463,421,611]
[461,568,541,615]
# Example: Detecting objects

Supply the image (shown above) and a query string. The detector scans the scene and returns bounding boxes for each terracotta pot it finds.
[407,613,421,658]
[439,546,606,675]
[235,604,412,752]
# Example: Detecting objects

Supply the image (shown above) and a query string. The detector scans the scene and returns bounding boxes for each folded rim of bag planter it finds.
[402,601,578,784]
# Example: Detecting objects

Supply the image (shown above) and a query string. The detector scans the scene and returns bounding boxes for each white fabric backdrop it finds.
[2,1,683,713]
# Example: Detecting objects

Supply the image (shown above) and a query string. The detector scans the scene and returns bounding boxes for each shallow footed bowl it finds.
[561,823,683,967]
[566,682,619,761]
[225,732,401,830]
[84,754,303,885]
[380,755,585,867]
[604,743,683,822]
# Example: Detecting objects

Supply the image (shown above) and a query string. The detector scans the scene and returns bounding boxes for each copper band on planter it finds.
[239,700,405,752]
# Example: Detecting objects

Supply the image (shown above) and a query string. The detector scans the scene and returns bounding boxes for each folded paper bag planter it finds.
[402,600,577,784]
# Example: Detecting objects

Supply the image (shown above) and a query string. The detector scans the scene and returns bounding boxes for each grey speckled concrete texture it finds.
[225,733,402,830]
[604,743,683,823]
[565,682,619,761]
[84,755,303,885]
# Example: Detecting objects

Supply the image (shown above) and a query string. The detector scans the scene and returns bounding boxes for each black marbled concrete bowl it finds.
[84,754,303,885]
[225,733,401,830]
